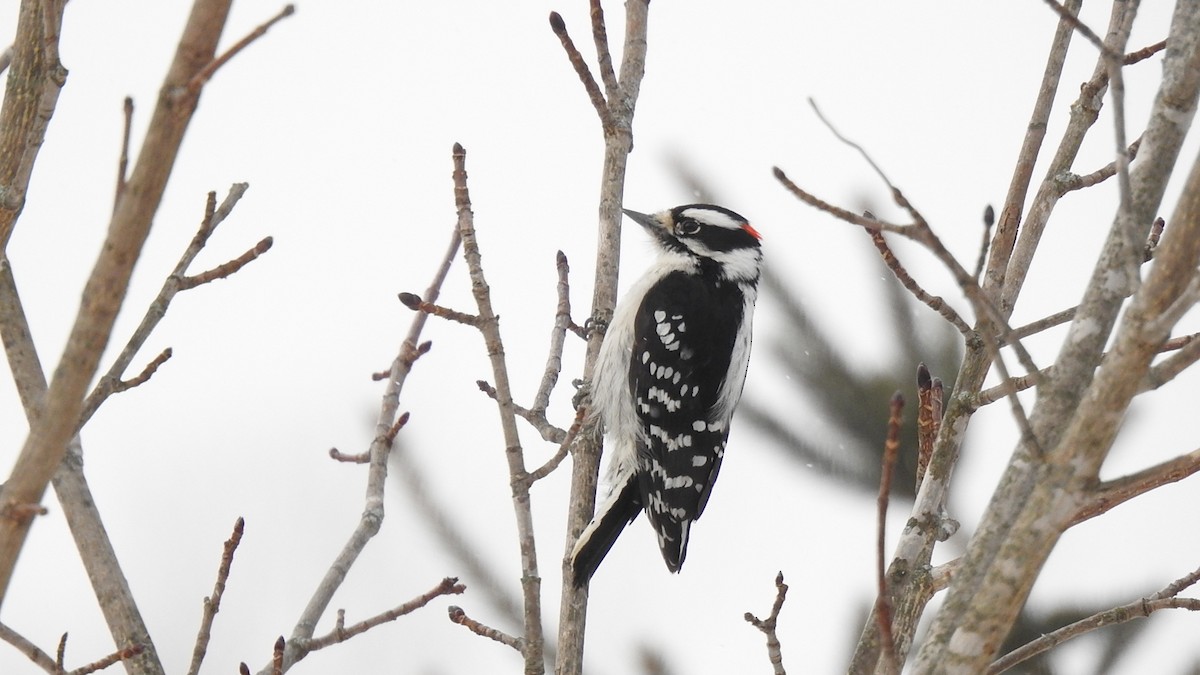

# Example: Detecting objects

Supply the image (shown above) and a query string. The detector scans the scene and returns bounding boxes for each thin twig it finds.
[0,622,146,675]
[272,169,462,674]
[1040,0,1121,58]
[452,142,545,671]
[1143,330,1200,391]
[328,447,369,464]
[526,406,586,484]
[548,12,615,131]
[1069,448,1200,527]
[185,5,296,95]
[0,621,57,672]
[1009,306,1077,342]
[743,572,789,675]
[186,517,245,675]
[448,606,524,652]
[0,0,241,623]
[111,348,173,395]
[1057,137,1142,194]
[297,577,465,652]
[77,184,260,430]
[989,565,1200,673]
[983,0,1081,299]
[977,329,1200,406]
[800,102,1044,450]
[874,393,904,675]
[773,167,913,236]
[399,292,480,327]
[588,0,620,100]
[867,229,971,335]
[67,644,145,675]
[0,45,12,75]
[972,205,994,282]
[528,251,575,429]
[477,380,568,443]
[556,4,650,672]
[179,236,273,290]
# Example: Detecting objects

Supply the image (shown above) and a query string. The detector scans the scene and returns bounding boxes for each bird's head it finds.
[623,204,762,283]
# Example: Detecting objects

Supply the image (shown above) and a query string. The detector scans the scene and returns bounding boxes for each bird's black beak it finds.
[622,209,659,231]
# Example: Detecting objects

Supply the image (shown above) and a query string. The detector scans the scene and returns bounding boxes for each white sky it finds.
[1,1,1199,674]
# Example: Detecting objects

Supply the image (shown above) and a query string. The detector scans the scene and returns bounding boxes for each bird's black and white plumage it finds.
[571,204,763,586]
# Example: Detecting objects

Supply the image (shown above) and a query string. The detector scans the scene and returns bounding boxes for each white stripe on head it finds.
[678,207,744,230]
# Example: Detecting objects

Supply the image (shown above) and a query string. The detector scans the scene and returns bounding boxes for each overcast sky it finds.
[1,2,1199,674]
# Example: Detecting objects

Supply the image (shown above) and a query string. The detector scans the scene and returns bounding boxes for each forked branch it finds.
[744,572,790,675]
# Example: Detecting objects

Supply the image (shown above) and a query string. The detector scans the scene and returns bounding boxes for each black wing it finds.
[629,271,745,572]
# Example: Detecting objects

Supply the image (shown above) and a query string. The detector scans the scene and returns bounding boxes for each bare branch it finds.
[0,621,57,672]
[297,577,466,653]
[1070,447,1200,527]
[451,143,545,671]
[0,1,252,647]
[179,236,273,290]
[526,407,585,484]
[867,229,971,335]
[529,251,575,424]
[917,4,1200,663]
[796,103,1046,452]
[556,4,650,673]
[772,167,913,236]
[972,205,994,282]
[449,606,524,652]
[273,180,462,673]
[114,348,173,394]
[744,572,789,675]
[874,394,904,675]
[1057,136,1142,194]
[588,0,620,99]
[1040,0,1121,57]
[1142,328,1200,391]
[548,12,615,131]
[477,380,568,443]
[67,643,145,675]
[989,565,1200,673]
[0,0,67,250]
[983,0,1081,298]
[399,292,480,327]
[979,328,1200,406]
[186,518,245,675]
[185,4,296,95]
[328,447,369,464]
[1009,306,1076,341]
[77,183,258,431]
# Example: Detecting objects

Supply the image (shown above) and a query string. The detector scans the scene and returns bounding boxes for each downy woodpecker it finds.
[572,204,762,586]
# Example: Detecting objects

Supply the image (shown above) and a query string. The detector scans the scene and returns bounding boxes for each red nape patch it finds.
[742,223,762,240]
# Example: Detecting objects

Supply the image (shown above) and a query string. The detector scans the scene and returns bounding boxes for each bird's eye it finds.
[676,219,701,236]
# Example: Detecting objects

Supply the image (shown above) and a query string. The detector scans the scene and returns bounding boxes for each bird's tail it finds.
[570,470,642,587]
